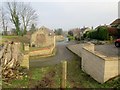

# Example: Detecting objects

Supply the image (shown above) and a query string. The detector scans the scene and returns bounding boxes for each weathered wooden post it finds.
[61,60,67,88]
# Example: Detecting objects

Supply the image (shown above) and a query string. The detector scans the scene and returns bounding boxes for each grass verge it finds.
[2,59,120,88]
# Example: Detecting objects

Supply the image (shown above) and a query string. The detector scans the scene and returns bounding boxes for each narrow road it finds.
[30,41,79,68]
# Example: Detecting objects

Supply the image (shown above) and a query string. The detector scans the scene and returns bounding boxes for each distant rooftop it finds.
[38,26,55,35]
[110,18,120,25]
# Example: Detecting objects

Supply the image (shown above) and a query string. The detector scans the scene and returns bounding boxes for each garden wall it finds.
[20,44,55,68]
[55,35,65,42]
[29,45,54,57]
[82,43,119,83]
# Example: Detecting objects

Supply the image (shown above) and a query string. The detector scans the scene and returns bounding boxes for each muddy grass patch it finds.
[29,64,62,88]
[34,71,56,88]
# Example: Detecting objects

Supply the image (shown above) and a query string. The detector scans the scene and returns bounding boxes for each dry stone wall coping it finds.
[83,42,119,61]
[83,46,118,61]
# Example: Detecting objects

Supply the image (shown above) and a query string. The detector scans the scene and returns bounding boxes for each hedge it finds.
[86,26,109,40]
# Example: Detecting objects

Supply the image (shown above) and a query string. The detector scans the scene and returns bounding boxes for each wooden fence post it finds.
[61,60,67,88]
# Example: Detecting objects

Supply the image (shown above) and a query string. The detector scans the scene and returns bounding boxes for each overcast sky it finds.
[0,0,119,31]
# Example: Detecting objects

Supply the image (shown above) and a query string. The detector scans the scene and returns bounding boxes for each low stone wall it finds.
[82,43,119,83]
[55,35,65,42]
[29,46,54,57]
[67,44,82,57]
[20,44,55,68]
[0,42,30,70]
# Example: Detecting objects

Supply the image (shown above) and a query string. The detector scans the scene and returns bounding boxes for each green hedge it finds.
[87,26,109,40]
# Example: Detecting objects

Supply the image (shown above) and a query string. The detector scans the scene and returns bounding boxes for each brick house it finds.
[30,26,55,48]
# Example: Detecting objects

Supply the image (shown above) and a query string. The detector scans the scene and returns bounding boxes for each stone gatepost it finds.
[24,43,29,51]
[20,43,30,69]
[21,54,29,69]
[84,42,95,52]
[89,43,95,52]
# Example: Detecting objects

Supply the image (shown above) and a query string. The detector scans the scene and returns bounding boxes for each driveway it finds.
[30,41,79,68]
[95,44,120,57]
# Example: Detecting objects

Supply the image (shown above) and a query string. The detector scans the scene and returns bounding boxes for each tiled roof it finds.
[110,18,120,25]
[39,26,55,35]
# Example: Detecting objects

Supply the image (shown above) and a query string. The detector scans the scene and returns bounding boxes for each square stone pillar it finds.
[84,42,95,52]
[20,54,29,69]
[24,43,29,51]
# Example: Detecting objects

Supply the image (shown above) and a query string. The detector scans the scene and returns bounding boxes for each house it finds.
[30,26,55,48]
[68,28,81,37]
[68,28,81,40]
[110,18,120,26]
[68,27,90,40]
[108,18,120,38]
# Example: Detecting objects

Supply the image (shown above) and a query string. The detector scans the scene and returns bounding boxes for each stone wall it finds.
[82,43,119,83]
[55,35,65,42]
[31,26,55,48]
[29,45,54,57]
[0,42,30,69]
[45,35,55,48]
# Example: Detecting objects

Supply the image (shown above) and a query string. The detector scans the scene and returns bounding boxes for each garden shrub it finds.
[86,26,109,40]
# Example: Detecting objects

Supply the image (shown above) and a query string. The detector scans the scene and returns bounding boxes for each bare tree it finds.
[0,7,8,35]
[20,3,37,35]
[5,2,37,35]
[7,2,21,35]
